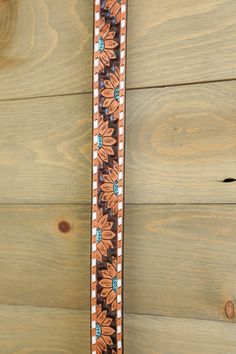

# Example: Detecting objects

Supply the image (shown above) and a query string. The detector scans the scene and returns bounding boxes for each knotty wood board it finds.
[1,204,236,324]
[0,205,90,310]
[1,82,236,203]
[0,306,235,354]
[1,0,236,99]
[126,82,236,203]
[124,204,236,321]
[125,314,236,354]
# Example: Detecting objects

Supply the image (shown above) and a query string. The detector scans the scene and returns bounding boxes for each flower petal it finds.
[101,287,112,297]
[107,262,116,278]
[98,213,108,229]
[101,270,111,278]
[108,99,119,115]
[103,137,116,146]
[110,72,119,88]
[97,308,107,325]
[105,49,116,60]
[98,148,109,163]
[110,1,120,17]
[102,326,115,336]
[105,31,116,40]
[101,23,110,38]
[97,241,109,257]
[100,278,113,288]
[107,290,116,305]
[97,336,107,352]
[101,182,113,192]
[103,98,114,108]
[103,318,113,327]
[100,51,110,67]
[104,80,114,89]
[105,39,118,49]
[102,230,115,240]
[104,0,116,10]
[102,192,113,203]
[102,88,115,98]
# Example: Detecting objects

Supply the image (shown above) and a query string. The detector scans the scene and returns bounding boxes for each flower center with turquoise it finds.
[98,134,103,149]
[112,276,117,292]
[98,36,105,52]
[114,86,120,101]
[113,180,119,196]
[96,323,102,339]
[96,228,102,243]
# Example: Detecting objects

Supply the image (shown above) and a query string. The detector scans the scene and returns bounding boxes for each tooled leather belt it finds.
[91,1,127,353]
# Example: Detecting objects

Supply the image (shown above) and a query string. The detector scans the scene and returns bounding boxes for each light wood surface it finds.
[1,204,236,325]
[0,0,93,100]
[0,94,91,203]
[1,82,236,203]
[125,314,236,354]
[1,0,236,99]
[124,204,236,321]
[126,82,236,203]
[1,0,236,352]
[0,306,235,354]
[0,205,90,310]
[127,0,236,88]
[0,305,89,353]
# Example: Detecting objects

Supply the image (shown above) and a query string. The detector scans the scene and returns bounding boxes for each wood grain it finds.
[125,314,236,354]
[1,204,236,324]
[0,306,235,354]
[0,305,89,353]
[0,94,91,203]
[1,1,236,99]
[126,82,236,203]
[2,82,236,203]
[127,0,236,88]
[0,205,90,310]
[0,0,92,100]
[124,204,236,322]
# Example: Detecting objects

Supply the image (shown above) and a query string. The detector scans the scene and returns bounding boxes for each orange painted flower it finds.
[101,66,120,120]
[104,0,121,24]
[96,209,115,262]
[101,160,119,214]
[98,115,116,165]
[99,18,118,71]
[99,258,117,311]
[96,304,115,354]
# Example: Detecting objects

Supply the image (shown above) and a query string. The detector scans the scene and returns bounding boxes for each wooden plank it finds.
[125,314,236,354]
[0,94,91,203]
[0,205,90,310]
[2,81,236,203]
[0,305,89,353]
[1,204,236,324]
[127,0,236,88]
[0,0,92,100]
[124,204,236,321]
[126,82,236,203]
[1,1,236,99]
[0,306,235,354]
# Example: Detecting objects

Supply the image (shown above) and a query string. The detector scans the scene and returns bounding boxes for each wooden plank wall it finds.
[1,0,236,353]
